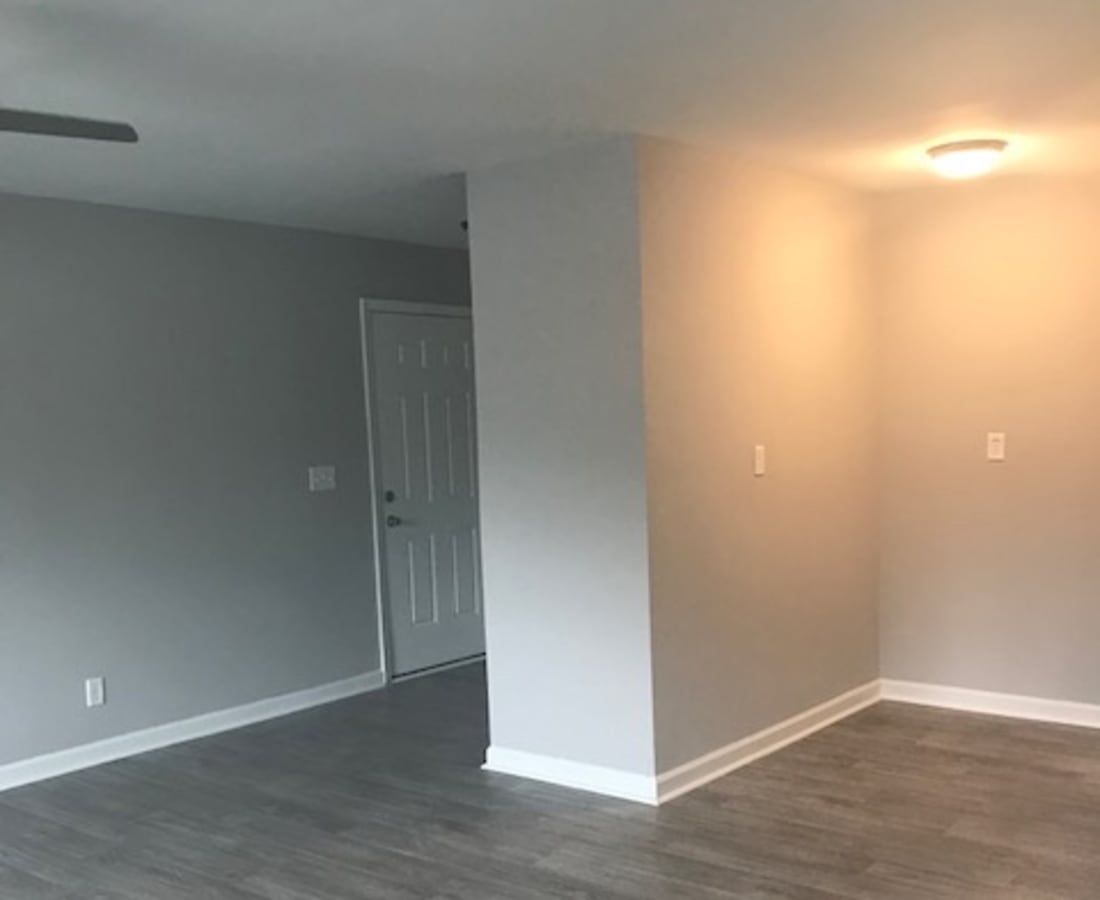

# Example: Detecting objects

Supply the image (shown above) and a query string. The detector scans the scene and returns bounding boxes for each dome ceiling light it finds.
[927,139,1009,180]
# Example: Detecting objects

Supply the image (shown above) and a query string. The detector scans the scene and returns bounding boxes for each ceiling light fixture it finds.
[926,139,1008,180]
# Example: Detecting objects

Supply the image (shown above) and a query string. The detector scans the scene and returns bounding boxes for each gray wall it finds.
[638,139,879,770]
[877,175,1100,701]
[467,139,658,776]
[0,191,470,766]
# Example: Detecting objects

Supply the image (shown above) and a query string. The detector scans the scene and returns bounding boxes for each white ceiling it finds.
[3,0,1099,248]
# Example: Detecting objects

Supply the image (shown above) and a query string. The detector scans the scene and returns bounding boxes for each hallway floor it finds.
[2,664,1098,898]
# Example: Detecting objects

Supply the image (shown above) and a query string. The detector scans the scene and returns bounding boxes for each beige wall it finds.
[877,175,1100,701]
[639,139,879,770]
[468,139,1100,787]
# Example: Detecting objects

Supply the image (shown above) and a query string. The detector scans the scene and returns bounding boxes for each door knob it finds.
[386,515,403,527]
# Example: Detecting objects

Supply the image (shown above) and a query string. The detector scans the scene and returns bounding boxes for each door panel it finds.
[370,311,484,675]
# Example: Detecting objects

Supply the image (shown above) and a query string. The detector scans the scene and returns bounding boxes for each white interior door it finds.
[369,308,485,676]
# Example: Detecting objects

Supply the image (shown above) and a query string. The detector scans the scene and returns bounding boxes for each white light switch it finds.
[986,432,1007,462]
[85,677,106,708]
[308,465,337,492]
[753,444,767,477]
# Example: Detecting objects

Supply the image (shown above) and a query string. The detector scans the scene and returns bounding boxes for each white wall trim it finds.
[485,680,881,806]
[359,298,395,681]
[15,675,1094,804]
[655,680,882,803]
[880,679,1100,729]
[0,670,385,794]
[484,746,659,805]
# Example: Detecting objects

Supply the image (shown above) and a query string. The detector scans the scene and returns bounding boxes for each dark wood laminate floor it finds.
[3,664,1099,899]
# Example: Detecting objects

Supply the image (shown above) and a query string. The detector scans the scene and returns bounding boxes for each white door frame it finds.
[357,298,475,684]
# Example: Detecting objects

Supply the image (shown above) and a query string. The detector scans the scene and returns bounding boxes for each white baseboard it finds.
[880,679,1100,729]
[485,680,881,806]
[484,746,659,805]
[0,670,386,794]
[656,679,881,803]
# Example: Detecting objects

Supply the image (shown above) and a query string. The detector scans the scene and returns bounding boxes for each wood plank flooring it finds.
[2,663,1099,898]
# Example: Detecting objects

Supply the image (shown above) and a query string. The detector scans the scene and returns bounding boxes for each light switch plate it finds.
[986,432,1007,462]
[753,445,767,477]
[308,465,337,492]
[85,677,106,708]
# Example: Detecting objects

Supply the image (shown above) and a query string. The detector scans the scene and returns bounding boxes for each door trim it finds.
[358,298,475,684]
[364,298,472,319]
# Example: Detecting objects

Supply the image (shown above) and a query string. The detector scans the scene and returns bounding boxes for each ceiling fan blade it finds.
[0,108,138,143]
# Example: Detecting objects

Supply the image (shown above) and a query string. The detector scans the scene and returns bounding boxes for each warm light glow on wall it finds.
[926,139,1008,180]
